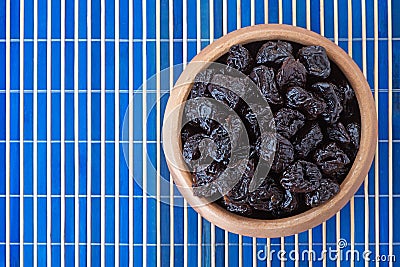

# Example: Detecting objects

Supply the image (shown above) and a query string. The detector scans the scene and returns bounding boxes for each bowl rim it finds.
[162,24,377,238]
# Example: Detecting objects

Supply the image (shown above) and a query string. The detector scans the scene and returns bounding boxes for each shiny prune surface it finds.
[310,82,343,124]
[305,179,340,207]
[274,108,306,139]
[281,160,322,193]
[181,40,361,219]
[327,122,351,144]
[249,65,283,105]
[286,87,327,119]
[298,45,331,78]
[256,41,294,66]
[293,122,323,159]
[314,142,351,180]
[271,134,294,173]
[226,44,254,74]
[276,58,307,89]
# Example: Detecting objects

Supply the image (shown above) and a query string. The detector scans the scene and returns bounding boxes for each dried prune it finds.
[286,87,327,119]
[305,179,340,207]
[221,114,245,149]
[208,74,250,109]
[271,134,294,173]
[274,108,306,139]
[310,82,343,124]
[255,132,276,162]
[281,160,322,193]
[276,58,307,89]
[222,159,256,201]
[344,122,361,160]
[335,82,358,119]
[249,65,283,105]
[298,45,331,78]
[226,44,254,74]
[191,169,218,197]
[293,122,323,159]
[182,134,206,164]
[280,190,299,213]
[207,84,240,110]
[188,82,210,99]
[347,122,360,149]
[208,125,231,163]
[223,196,253,216]
[248,177,284,212]
[314,142,350,179]
[327,122,350,144]
[256,41,294,65]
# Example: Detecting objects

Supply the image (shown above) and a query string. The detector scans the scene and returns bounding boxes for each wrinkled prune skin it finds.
[335,82,358,119]
[248,177,284,212]
[226,44,254,74]
[183,97,220,135]
[310,82,343,124]
[276,58,307,89]
[182,134,206,164]
[345,122,361,160]
[347,122,360,149]
[271,134,294,173]
[280,190,299,213]
[314,142,350,179]
[221,114,245,149]
[223,196,253,216]
[281,160,322,193]
[256,41,294,65]
[305,179,340,207]
[208,125,231,163]
[255,132,276,162]
[334,81,355,108]
[249,65,283,105]
[327,122,351,144]
[188,68,217,99]
[298,46,331,78]
[275,108,306,139]
[293,122,323,159]
[191,169,223,197]
[208,74,251,109]
[188,82,211,99]
[207,84,240,110]
[223,158,256,200]
[286,87,327,119]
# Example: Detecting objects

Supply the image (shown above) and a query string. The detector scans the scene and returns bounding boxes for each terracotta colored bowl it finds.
[162,24,377,237]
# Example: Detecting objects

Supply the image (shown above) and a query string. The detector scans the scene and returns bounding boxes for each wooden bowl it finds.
[162,24,377,237]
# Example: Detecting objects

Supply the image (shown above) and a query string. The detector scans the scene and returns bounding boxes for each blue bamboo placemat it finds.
[0,0,399,266]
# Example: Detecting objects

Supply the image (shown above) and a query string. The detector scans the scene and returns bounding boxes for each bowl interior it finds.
[162,24,377,238]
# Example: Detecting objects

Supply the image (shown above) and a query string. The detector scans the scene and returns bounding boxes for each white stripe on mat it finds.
[19,0,25,262]
[87,0,93,264]
[74,0,80,264]
[388,0,393,265]
[46,0,51,265]
[100,0,106,264]
[142,0,148,265]
[5,0,10,265]
[33,0,38,262]
[115,0,121,265]
[128,0,134,264]
[347,1,355,267]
